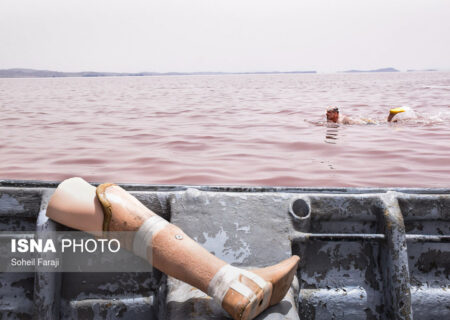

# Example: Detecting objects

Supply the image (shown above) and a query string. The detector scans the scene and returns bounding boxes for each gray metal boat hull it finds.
[0,180,449,319]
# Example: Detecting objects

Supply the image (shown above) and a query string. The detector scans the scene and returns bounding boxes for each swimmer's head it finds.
[326,106,339,122]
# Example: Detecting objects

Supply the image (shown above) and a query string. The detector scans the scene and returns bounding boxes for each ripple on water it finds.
[0,73,449,187]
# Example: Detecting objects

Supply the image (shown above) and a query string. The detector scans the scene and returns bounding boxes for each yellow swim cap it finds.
[389,107,406,114]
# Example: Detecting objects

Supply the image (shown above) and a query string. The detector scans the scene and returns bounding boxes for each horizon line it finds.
[0,67,444,79]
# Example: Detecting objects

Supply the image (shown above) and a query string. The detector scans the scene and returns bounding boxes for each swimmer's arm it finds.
[339,116,351,124]
[342,116,364,125]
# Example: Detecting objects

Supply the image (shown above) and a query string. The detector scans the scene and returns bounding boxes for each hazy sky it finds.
[1,0,449,73]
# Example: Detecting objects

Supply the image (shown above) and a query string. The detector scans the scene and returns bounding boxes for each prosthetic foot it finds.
[388,107,406,122]
[46,177,300,320]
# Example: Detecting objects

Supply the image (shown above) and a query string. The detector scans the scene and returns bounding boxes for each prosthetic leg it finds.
[47,177,299,320]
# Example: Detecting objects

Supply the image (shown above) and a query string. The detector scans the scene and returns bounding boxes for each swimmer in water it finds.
[326,106,365,124]
[327,106,413,124]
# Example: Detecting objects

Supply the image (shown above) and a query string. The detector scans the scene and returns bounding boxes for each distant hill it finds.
[342,67,400,73]
[0,68,317,78]
[0,68,159,78]
[407,69,437,72]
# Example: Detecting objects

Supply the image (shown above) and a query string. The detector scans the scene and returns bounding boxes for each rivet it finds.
[175,234,183,240]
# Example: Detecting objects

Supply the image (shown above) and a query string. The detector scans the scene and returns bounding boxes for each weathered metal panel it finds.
[0,180,448,319]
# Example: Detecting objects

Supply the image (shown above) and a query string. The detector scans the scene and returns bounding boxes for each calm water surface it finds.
[1,72,449,187]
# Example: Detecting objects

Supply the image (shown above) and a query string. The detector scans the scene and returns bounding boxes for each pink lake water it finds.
[0,72,449,187]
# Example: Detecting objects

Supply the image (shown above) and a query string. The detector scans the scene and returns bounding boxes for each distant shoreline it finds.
[0,68,318,79]
[341,67,400,73]
[341,67,438,73]
[0,68,440,78]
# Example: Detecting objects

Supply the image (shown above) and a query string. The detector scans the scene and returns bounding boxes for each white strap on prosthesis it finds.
[207,264,271,311]
[133,215,169,261]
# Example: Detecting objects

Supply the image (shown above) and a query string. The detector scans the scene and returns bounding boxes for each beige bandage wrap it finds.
[133,215,169,262]
[208,264,272,318]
